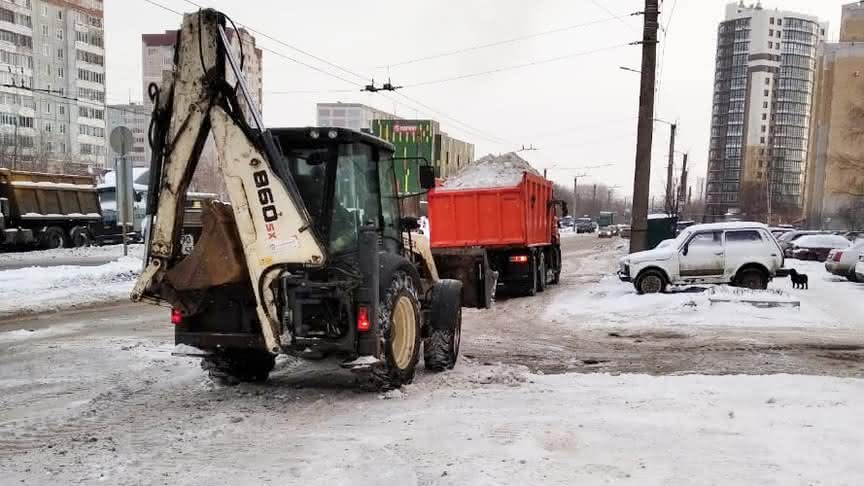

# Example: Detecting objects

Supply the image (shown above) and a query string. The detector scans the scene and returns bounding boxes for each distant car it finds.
[791,234,851,262]
[777,230,828,257]
[558,216,574,230]
[825,241,864,281]
[598,226,615,238]
[619,225,631,238]
[575,217,594,233]
[618,222,785,293]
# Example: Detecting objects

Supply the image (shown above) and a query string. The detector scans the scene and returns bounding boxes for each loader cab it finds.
[270,127,402,258]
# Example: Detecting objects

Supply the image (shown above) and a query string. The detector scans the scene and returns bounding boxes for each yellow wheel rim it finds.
[391,295,417,369]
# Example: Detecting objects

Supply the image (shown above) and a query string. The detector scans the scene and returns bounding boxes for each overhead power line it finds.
[403,43,630,88]
[380,17,621,69]
[587,0,638,31]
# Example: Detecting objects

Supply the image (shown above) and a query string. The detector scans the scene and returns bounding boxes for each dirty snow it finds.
[0,256,142,319]
[441,152,540,190]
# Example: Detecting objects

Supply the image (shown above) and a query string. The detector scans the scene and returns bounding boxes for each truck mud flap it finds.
[432,249,495,309]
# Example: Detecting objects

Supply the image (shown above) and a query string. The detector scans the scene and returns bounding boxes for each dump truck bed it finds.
[428,172,554,248]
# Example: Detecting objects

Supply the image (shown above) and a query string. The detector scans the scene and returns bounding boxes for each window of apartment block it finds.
[762,113,767,120]
[776,42,780,49]
[41,25,47,37]
[56,29,63,40]
[59,105,65,115]
[42,45,48,56]
[57,10,62,20]
[770,17,774,25]
[41,5,47,16]
[769,29,773,36]
[768,41,773,48]
[761,125,766,133]
[765,77,770,85]
[59,124,65,133]
[763,101,768,109]
[764,89,769,96]
[45,122,52,132]
[760,136,766,144]
[777,30,782,38]
[777,19,782,26]
[57,65,63,78]
[57,48,63,59]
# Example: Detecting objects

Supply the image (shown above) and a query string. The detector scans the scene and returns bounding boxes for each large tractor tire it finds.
[364,269,422,391]
[201,350,276,386]
[424,279,462,372]
[39,226,68,250]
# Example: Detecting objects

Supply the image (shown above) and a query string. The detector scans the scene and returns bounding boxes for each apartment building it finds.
[706,2,826,222]
[316,102,400,131]
[0,0,105,174]
[106,102,149,167]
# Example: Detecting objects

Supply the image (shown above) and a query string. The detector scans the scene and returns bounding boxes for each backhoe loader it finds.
[132,9,462,390]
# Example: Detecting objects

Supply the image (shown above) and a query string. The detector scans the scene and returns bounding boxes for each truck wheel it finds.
[424,280,462,372]
[635,269,666,294]
[201,350,276,386]
[70,226,93,248]
[550,246,562,285]
[39,226,68,249]
[735,269,768,290]
[525,254,538,296]
[365,270,422,391]
[536,253,547,293]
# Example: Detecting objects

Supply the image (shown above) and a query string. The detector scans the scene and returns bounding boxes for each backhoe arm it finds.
[131,9,327,353]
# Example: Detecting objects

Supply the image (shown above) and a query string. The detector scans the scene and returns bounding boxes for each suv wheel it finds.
[635,270,666,295]
[736,269,768,290]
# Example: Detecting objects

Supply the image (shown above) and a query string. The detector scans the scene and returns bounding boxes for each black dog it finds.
[789,268,808,290]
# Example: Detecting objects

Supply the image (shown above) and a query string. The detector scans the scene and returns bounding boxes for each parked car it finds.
[769,227,794,239]
[777,230,827,257]
[598,226,615,238]
[825,241,864,281]
[619,224,631,238]
[575,217,594,233]
[618,222,785,294]
[791,234,851,262]
[855,254,864,282]
[558,216,575,230]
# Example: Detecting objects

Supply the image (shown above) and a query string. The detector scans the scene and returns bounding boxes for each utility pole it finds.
[664,123,677,215]
[629,0,659,253]
[573,176,578,217]
[592,184,598,216]
[766,162,772,225]
[677,152,688,215]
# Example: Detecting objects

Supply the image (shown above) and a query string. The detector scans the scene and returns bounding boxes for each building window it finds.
[764,89,769,96]
[57,10,62,20]
[769,29,773,36]
[41,25,47,37]
[761,125,766,133]
[59,105,65,115]
[777,31,782,38]
[59,124,65,133]
[760,136,766,144]
[776,42,780,50]
[45,122,52,132]
[763,101,768,109]
[57,65,63,78]
[765,78,770,85]
[770,17,774,25]
[821,28,825,36]
[42,45,48,56]
[777,19,782,26]
[41,5,47,16]
[56,29,63,40]
[762,113,767,120]
[57,48,63,59]
[768,41,773,48]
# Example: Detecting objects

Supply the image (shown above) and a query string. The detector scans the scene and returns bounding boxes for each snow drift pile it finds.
[441,152,540,190]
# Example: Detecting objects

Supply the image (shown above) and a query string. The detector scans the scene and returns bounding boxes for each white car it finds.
[825,241,864,281]
[618,222,785,294]
[856,254,864,282]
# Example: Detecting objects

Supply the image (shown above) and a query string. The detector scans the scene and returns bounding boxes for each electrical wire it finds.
[380,17,621,69]
[587,0,637,31]
[402,43,630,88]
[655,0,679,116]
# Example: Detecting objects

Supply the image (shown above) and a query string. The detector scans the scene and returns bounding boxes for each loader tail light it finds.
[357,306,371,332]
[509,255,529,264]
[833,251,843,262]
[170,308,183,325]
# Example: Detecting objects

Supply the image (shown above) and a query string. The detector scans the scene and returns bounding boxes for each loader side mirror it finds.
[419,165,436,190]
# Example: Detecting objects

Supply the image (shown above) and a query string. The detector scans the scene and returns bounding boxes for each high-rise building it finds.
[316,102,400,131]
[0,0,105,175]
[804,2,864,229]
[706,2,826,222]
[106,103,150,167]
[142,29,263,112]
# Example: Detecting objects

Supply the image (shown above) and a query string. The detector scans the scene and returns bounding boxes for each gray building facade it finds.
[106,103,149,167]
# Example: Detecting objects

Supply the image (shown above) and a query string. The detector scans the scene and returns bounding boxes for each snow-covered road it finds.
[0,234,862,484]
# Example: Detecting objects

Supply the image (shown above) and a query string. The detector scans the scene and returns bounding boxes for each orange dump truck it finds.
[428,171,563,307]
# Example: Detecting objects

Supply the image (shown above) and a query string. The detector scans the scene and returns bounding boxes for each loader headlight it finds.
[309,129,320,139]
[327,129,338,139]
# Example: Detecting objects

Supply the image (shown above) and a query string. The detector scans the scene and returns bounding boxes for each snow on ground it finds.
[0,243,143,265]
[0,256,142,319]
[441,152,540,189]
[548,253,864,329]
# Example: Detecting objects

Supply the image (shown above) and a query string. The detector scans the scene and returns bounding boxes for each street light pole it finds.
[629,0,659,253]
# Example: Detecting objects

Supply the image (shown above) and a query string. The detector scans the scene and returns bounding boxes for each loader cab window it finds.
[330,143,381,254]
[378,150,401,245]
[283,147,330,228]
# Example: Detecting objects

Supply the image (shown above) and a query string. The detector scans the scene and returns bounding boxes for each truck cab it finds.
[619,222,784,293]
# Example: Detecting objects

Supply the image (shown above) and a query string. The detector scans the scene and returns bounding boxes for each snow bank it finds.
[0,256,142,319]
[0,244,144,265]
[441,152,540,190]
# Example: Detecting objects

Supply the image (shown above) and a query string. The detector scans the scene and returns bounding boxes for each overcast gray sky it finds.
[105,0,850,198]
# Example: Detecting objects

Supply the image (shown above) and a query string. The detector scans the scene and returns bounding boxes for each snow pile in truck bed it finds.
[441,152,540,190]
[0,256,142,319]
